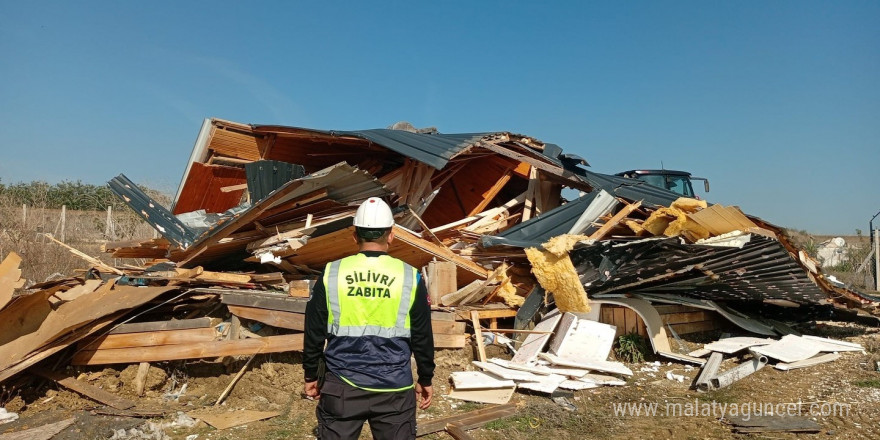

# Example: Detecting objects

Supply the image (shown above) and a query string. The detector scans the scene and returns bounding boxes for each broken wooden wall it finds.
[599,304,725,338]
[172,162,247,215]
[422,155,529,227]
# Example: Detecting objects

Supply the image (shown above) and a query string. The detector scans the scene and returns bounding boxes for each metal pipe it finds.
[693,352,724,392]
[875,229,880,291]
[710,351,768,389]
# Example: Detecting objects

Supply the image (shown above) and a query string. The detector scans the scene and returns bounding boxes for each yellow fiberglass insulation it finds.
[525,246,590,313]
[487,262,524,308]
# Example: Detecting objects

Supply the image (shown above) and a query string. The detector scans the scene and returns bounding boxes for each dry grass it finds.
[784,228,876,292]
[0,203,157,284]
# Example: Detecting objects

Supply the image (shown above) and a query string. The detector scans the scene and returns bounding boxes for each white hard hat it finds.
[353,197,394,228]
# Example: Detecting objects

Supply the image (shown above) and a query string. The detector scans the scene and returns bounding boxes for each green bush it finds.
[615,332,648,363]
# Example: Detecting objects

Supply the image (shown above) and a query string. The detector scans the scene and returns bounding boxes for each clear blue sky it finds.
[1,1,877,235]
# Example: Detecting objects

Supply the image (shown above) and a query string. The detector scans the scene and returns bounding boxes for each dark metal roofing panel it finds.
[480,192,601,249]
[337,129,494,169]
[252,124,498,170]
[109,174,198,249]
[571,234,827,304]
[245,160,305,203]
[574,169,681,208]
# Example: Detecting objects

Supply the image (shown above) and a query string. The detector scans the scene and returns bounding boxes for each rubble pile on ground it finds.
[0,118,878,436]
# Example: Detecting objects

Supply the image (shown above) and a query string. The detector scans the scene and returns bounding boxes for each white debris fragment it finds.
[665,371,685,382]
[0,408,19,425]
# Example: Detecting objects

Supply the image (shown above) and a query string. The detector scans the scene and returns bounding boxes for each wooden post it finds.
[134,362,150,396]
[59,205,66,243]
[105,206,113,239]
[874,229,879,291]
[471,311,487,363]
[427,261,457,306]
[21,204,27,226]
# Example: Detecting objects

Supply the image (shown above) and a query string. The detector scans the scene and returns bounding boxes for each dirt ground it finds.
[1,322,879,440]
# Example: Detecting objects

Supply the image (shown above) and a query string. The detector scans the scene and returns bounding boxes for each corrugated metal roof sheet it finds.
[335,129,494,170]
[109,174,199,249]
[574,169,681,208]
[572,234,828,304]
[252,124,498,170]
[479,192,601,248]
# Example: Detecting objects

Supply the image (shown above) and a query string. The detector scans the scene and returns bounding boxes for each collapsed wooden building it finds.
[0,118,877,428]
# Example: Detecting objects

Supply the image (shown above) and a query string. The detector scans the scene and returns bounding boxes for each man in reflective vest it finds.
[304,197,435,440]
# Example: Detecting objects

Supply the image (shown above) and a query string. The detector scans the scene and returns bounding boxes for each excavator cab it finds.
[615,169,709,198]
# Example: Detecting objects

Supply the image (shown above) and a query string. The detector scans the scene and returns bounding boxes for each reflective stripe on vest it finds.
[324,254,417,337]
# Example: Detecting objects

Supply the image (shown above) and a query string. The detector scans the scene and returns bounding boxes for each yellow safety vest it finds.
[324,253,418,339]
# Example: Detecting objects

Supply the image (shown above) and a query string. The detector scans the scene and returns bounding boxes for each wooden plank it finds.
[589,201,642,240]
[228,304,305,331]
[454,308,517,320]
[471,311,487,363]
[34,368,136,409]
[417,404,517,436]
[188,409,280,430]
[0,312,121,385]
[432,321,466,334]
[109,317,214,334]
[42,233,123,275]
[477,142,567,179]
[446,423,476,440]
[52,279,102,303]
[220,291,308,313]
[0,418,76,440]
[81,327,218,350]
[220,183,249,193]
[442,281,484,307]
[72,333,304,365]
[288,279,311,298]
[0,285,175,373]
[660,311,711,325]
[427,261,457,306]
[0,252,23,311]
[195,271,252,284]
[134,362,150,396]
[612,307,626,338]
[433,333,468,349]
[668,320,720,335]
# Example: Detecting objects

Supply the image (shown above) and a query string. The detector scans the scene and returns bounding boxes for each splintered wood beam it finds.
[34,368,136,410]
[391,227,489,279]
[72,334,304,365]
[134,362,150,396]
[471,311,487,363]
[42,233,124,275]
[409,207,444,245]
[416,404,517,436]
[227,304,305,331]
[80,327,218,351]
[108,317,213,334]
[588,200,643,240]
[220,183,249,193]
[467,169,512,217]
[477,142,565,177]
[522,166,539,221]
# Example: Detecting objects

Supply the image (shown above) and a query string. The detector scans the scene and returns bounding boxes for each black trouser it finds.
[317,373,416,440]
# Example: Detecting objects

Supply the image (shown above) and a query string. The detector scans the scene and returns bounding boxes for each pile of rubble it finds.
[1,118,878,436]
